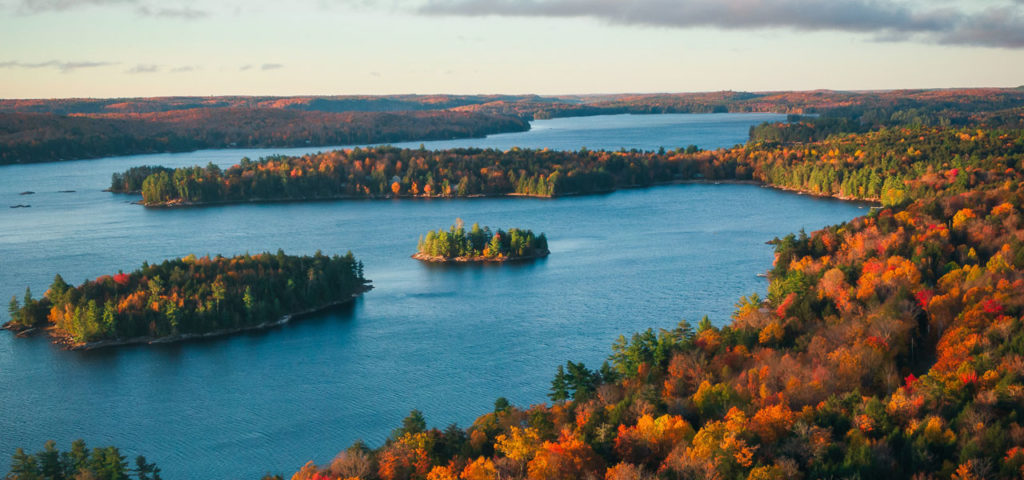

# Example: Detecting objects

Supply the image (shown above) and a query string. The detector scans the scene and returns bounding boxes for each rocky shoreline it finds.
[411,250,550,264]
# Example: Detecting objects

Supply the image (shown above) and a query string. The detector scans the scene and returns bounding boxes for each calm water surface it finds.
[0,114,868,479]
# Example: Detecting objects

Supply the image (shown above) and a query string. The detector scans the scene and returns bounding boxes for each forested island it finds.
[283,124,1024,479]
[116,125,979,208]
[413,221,549,263]
[3,250,370,349]
[5,440,160,480]
[4,88,1024,164]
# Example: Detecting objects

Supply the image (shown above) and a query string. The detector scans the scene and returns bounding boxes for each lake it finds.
[0,113,868,479]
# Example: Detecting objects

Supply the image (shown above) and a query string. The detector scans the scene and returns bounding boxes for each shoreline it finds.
[411,250,550,264]
[2,284,372,351]
[129,178,879,209]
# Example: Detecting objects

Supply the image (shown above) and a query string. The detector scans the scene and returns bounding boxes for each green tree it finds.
[37,440,62,479]
[549,364,569,402]
[393,409,427,439]
[134,455,160,480]
[9,447,40,480]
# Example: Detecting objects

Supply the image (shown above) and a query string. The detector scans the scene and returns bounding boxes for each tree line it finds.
[5,439,160,480]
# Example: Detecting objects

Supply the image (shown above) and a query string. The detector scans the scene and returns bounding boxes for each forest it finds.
[119,125,1012,208]
[5,440,160,480]
[5,88,1024,164]
[415,221,549,261]
[283,125,1024,479]
[0,110,529,164]
[4,250,369,347]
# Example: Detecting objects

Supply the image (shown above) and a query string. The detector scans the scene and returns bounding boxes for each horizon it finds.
[3,0,1024,98]
[4,85,1024,102]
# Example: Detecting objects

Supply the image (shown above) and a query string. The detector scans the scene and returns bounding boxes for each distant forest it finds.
[0,110,528,164]
[3,88,1024,164]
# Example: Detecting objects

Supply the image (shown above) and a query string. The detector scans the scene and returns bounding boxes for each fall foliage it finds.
[4,251,369,348]
[285,123,1024,479]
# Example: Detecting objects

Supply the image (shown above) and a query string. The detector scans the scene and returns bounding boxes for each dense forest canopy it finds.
[416,221,549,260]
[4,250,369,347]
[284,124,1024,480]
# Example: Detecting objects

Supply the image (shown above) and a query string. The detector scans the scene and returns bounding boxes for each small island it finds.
[413,220,549,263]
[4,250,370,350]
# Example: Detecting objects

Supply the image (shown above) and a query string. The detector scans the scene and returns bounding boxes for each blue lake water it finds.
[0,113,868,479]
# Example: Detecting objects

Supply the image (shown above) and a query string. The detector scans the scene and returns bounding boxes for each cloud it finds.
[0,60,117,72]
[170,65,197,73]
[125,64,159,73]
[239,64,252,71]
[419,0,1024,48]
[15,0,208,19]
[260,63,283,71]
[136,5,208,19]
[16,0,134,14]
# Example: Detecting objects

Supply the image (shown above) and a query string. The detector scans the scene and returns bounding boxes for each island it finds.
[413,220,549,263]
[3,250,370,350]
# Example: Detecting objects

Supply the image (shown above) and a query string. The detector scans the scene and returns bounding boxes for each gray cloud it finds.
[169,65,197,72]
[239,64,252,71]
[933,6,1024,47]
[17,0,134,13]
[16,0,209,19]
[125,64,159,73]
[0,59,117,72]
[419,0,1024,48]
[136,5,207,19]
[260,63,283,71]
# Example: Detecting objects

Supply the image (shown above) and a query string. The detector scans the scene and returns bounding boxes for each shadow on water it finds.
[415,256,549,272]
[66,298,362,363]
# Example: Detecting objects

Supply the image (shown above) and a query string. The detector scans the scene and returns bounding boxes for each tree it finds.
[9,295,20,325]
[134,455,161,480]
[9,447,40,480]
[486,233,502,258]
[493,397,510,414]
[37,440,62,479]
[549,365,569,402]
[393,410,427,439]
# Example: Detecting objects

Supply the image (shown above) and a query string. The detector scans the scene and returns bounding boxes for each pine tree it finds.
[9,447,40,480]
[549,365,569,402]
[8,295,20,326]
[37,440,62,479]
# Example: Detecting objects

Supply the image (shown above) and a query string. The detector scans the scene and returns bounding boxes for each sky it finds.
[1,0,1023,98]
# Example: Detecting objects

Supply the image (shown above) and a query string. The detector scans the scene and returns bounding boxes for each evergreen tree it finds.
[9,448,40,480]
[393,410,427,439]
[37,440,62,479]
[549,364,569,402]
